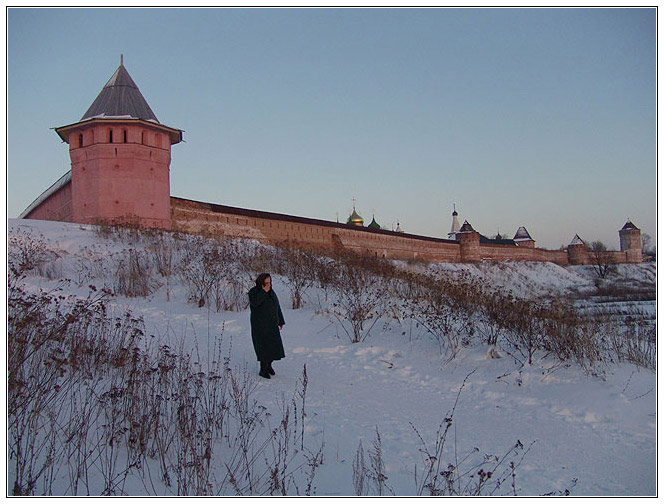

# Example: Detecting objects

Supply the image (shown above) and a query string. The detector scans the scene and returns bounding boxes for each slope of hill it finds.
[7,219,656,496]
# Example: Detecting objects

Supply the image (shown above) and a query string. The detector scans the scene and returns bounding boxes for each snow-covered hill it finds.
[7,219,657,496]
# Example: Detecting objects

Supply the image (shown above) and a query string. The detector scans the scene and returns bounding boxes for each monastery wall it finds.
[479,243,569,266]
[170,197,462,262]
[20,191,640,268]
[21,179,73,223]
[171,197,579,265]
[169,197,641,265]
[335,228,461,262]
[607,251,629,264]
[567,246,629,266]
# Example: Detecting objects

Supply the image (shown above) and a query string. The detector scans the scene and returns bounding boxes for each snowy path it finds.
[173,301,655,496]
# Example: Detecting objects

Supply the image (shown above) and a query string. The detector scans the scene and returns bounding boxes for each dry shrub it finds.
[402,279,472,360]
[8,272,323,496]
[114,247,160,297]
[177,237,254,311]
[352,427,393,496]
[7,281,134,495]
[600,312,656,370]
[329,257,387,343]
[412,372,536,496]
[91,216,150,245]
[8,229,57,279]
[271,244,319,309]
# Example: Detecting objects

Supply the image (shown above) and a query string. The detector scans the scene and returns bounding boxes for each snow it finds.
[7,218,657,496]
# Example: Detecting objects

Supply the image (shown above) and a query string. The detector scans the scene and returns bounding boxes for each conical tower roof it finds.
[569,234,585,246]
[81,58,159,122]
[620,220,639,231]
[458,220,475,233]
[513,226,533,242]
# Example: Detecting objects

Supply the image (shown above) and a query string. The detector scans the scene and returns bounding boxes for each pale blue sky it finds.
[7,8,656,249]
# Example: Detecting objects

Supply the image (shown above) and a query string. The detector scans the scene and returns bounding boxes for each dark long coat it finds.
[248,286,286,362]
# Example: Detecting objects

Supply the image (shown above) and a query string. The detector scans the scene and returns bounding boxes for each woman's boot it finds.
[259,361,271,379]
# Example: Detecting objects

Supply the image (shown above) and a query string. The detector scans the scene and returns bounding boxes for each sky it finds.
[6,7,656,249]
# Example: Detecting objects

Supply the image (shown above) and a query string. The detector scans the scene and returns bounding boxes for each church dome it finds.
[347,207,364,226]
[368,215,381,229]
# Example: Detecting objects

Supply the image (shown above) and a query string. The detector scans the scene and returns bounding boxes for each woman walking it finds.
[248,273,285,379]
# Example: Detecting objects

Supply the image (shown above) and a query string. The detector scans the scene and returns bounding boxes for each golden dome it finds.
[347,206,364,226]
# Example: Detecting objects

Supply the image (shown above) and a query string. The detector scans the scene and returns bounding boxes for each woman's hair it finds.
[255,273,271,288]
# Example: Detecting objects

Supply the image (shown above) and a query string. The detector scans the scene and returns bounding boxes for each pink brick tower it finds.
[619,220,642,263]
[567,234,589,265]
[457,220,481,263]
[54,56,182,229]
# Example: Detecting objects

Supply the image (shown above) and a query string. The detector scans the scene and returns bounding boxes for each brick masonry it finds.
[22,180,641,266]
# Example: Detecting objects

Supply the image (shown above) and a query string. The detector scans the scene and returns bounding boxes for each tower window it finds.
[78,134,84,148]
[141,131,146,145]
[123,130,128,143]
[109,129,113,143]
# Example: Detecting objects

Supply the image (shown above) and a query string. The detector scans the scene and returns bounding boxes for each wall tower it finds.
[619,220,642,263]
[567,234,589,265]
[513,226,535,248]
[54,57,182,229]
[457,220,481,262]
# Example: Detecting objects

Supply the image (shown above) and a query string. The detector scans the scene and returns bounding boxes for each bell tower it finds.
[54,57,182,229]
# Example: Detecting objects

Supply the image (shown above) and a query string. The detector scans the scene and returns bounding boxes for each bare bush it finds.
[601,313,656,370]
[352,427,393,496]
[177,237,254,311]
[272,244,319,309]
[74,245,112,288]
[329,258,386,343]
[412,372,535,496]
[475,289,510,347]
[488,295,603,371]
[622,318,656,369]
[144,232,184,301]
[500,299,544,366]
[403,281,469,360]
[8,229,54,278]
[7,281,122,495]
[114,248,160,297]
[92,218,148,245]
[352,440,368,496]
[8,271,323,496]
[589,241,616,279]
